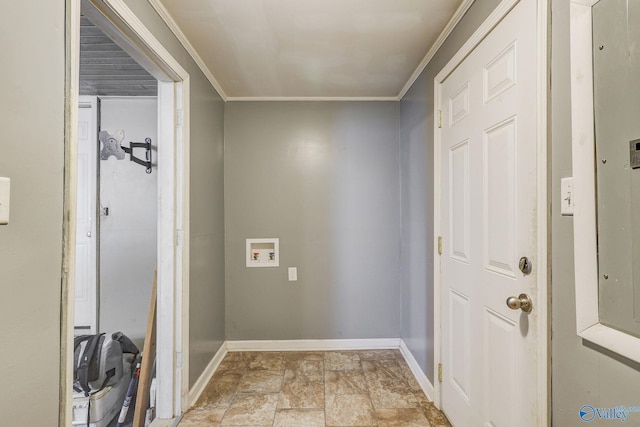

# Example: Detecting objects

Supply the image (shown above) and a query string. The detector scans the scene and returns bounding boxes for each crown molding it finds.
[397,0,476,99]
[148,0,475,102]
[147,0,228,101]
[225,96,400,102]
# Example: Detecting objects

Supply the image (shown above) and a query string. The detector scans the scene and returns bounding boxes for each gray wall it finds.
[0,3,226,424]
[399,0,502,384]
[551,0,640,424]
[99,97,157,347]
[0,2,65,425]
[224,101,400,340]
[121,0,226,388]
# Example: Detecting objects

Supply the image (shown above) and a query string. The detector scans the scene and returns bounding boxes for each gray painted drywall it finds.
[121,0,226,388]
[224,101,400,340]
[0,2,65,425]
[0,4,225,422]
[99,97,157,347]
[551,0,640,425]
[398,0,502,384]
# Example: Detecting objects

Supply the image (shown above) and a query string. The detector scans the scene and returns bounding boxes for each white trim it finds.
[77,95,99,335]
[226,96,399,102]
[61,1,81,424]
[432,67,444,410]
[535,0,550,423]
[226,338,402,352]
[65,0,192,421]
[148,0,475,102]
[569,0,640,364]
[156,81,177,418]
[397,0,475,99]
[188,343,229,407]
[177,79,192,414]
[432,0,548,423]
[399,340,435,402]
[146,0,228,101]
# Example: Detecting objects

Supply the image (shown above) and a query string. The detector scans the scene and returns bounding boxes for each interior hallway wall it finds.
[0,2,65,424]
[224,101,401,340]
[398,0,501,384]
[99,97,157,347]
[551,0,640,424]
[121,0,226,388]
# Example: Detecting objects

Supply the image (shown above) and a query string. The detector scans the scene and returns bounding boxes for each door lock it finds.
[519,256,532,275]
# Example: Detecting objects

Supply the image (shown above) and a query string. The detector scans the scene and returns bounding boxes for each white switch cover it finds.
[561,177,573,216]
[0,177,9,225]
[288,267,297,281]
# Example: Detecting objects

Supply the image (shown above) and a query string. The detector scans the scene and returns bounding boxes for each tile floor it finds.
[179,350,451,427]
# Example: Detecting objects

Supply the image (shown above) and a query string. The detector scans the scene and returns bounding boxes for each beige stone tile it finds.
[284,351,324,362]
[325,370,368,395]
[325,393,377,426]
[421,401,451,426]
[249,352,287,370]
[273,409,325,427]
[237,370,284,393]
[368,379,419,409]
[212,368,245,383]
[179,407,226,426]
[194,380,239,408]
[358,349,398,360]
[362,359,405,383]
[220,393,278,426]
[398,365,423,393]
[284,359,324,382]
[278,380,324,409]
[375,408,432,426]
[218,352,254,371]
[325,351,362,370]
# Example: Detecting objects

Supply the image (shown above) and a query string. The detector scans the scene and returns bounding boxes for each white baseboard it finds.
[399,339,435,402]
[188,343,228,407]
[226,338,402,352]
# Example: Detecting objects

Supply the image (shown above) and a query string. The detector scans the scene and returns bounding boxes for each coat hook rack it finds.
[122,137,153,174]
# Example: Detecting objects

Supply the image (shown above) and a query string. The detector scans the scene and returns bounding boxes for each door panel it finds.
[439,0,539,425]
[484,118,517,277]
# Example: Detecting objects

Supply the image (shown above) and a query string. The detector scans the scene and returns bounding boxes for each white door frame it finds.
[432,0,548,423]
[62,0,191,424]
[75,95,99,334]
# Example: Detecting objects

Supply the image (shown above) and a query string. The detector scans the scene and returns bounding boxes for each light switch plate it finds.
[561,177,573,216]
[288,267,297,281]
[0,177,10,225]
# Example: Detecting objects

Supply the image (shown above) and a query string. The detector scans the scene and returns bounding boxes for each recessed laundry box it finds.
[246,238,279,267]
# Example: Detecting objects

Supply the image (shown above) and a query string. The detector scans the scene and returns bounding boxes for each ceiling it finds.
[80,16,157,97]
[152,0,470,100]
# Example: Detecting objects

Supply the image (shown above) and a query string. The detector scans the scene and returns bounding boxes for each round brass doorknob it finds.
[506,293,533,313]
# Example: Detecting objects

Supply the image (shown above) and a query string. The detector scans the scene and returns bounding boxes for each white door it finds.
[438,0,540,425]
[75,96,98,334]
